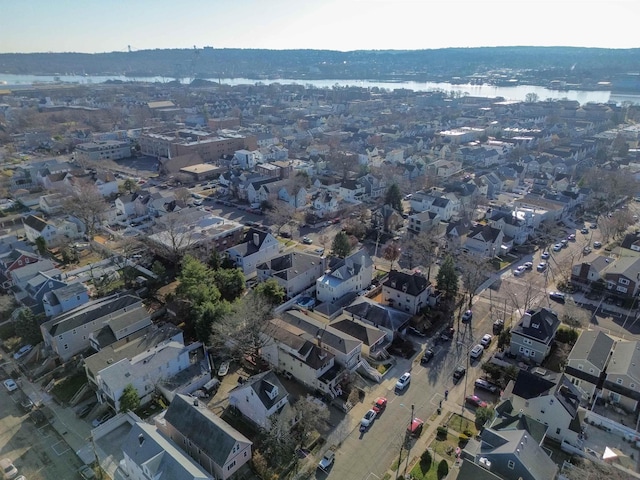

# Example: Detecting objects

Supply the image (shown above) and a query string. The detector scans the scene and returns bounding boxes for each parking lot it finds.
[0,366,84,480]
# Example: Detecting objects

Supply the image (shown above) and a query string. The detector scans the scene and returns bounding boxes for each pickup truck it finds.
[318,447,336,472]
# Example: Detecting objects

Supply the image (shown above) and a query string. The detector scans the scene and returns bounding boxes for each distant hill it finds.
[1,47,639,84]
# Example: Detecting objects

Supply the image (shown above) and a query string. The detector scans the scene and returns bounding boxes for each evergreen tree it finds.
[255,279,286,305]
[384,183,403,213]
[331,231,352,258]
[119,384,141,413]
[436,255,459,299]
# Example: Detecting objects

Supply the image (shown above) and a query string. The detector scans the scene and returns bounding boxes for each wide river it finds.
[1,73,639,105]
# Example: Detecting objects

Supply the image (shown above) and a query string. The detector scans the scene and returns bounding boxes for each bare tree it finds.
[210,292,276,361]
[383,241,401,271]
[146,212,195,263]
[62,179,108,240]
[265,201,295,235]
[458,253,491,309]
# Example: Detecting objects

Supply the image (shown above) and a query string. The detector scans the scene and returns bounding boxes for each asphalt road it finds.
[316,327,497,479]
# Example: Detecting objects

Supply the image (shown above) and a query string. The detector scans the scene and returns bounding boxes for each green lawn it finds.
[446,413,478,436]
[431,432,462,459]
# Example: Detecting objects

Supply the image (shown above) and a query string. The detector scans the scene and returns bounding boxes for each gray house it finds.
[509,308,560,364]
[256,251,325,299]
[564,330,615,403]
[155,394,252,480]
[461,421,558,480]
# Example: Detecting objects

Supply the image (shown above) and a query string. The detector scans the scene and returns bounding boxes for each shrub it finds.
[475,407,494,427]
[436,426,448,439]
[458,433,469,445]
[463,429,473,437]
[420,449,432,467]
[437,459,449,479]
[556,326,579,345]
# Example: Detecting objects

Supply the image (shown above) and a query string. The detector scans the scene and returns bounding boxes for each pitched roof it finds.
[42,294,143,336]
[468,224,502,243]
[256,252,322,280]
[23,215,50,232]
[162,394,251,467]
[511,308,560,344]
[122,422,210,480]
[343,297,412,332]
[383,270,430,296]
[607,340,640,384]
[281,310,361,355]
[568,330,614,370]
[230,370,288,410]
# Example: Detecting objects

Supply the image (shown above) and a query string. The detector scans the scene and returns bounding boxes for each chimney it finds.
[522,312,532,328]
[138,434,145,446]
[253,232,260,247]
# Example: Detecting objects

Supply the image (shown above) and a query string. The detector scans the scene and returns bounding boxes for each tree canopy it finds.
[436,255,459,299]
[119,384,141,413]
[254,279,286,305]
[384,183,403,213]
[331,231,352,258]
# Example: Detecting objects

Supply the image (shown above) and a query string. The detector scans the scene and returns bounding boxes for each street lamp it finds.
[457,341,472,414]
[397,403,415,480]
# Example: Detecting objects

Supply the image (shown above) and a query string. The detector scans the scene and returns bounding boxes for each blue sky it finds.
[3,0,639,53]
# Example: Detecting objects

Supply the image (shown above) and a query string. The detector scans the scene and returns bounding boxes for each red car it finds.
[407,417,424,437]
[465,395,488,408]
[372,397,387,414]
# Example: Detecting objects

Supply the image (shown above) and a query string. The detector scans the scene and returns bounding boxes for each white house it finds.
[382,270,432,315]
[228,370,289,430]
[42,282,90,318]
[256,252,325,299]
[96,339,204,412]
[316,249,373,303]
[23,215,58,245]
[564,331,615,403]
[464,224,505,258]
[311,191,339,218]
[225,228,280,275]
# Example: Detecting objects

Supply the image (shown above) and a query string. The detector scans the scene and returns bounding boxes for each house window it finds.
[590,368,594,374]
[632,383,636,389]
[508,460,515,469]
[519,346,524,353]
[617,378,624,385]
[64,344,68,350]
[556,427,561,435]
[616,286,628,293]
[523,338,532,345]
[620,278,630,285]
[530,351,535,357]
[578,364,583,370]
[227,460,236,471]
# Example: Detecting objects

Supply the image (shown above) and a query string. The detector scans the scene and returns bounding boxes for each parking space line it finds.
[364,473,381,480]
[51,440,69,456]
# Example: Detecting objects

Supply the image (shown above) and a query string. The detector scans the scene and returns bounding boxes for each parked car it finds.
[474,378,499,394]
[0,458,18,479]
[492,319,504,335]
[19,395,33,413]
[302,236,313,244]
[217,360,231,377]
[372,397,387,414]
[360,409,377,428]
[581,227,589,234]
[465,395,488,408]
[480,334,493,348]
[593,241,602,248]
[541,251,550,259]
[567,234,576,241]
[453,366,466,380]
[523,262,533,270]
[407,417,424,437]
[549,291,566,303]
[537,262,547,272]
[91,411,114,428]
[583,246,592,254]
[553,243,562,252]
[78,465,97,480]
[470,344,484,360]
[461,310,473,323]
[395,372,411,391]
[421,348,435,365]
[561,239,569,247]
[3,379,17,392]
[13,345,32,360]
[513,265,526,276]
[280,231,292,239]
[318,448,336,472]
